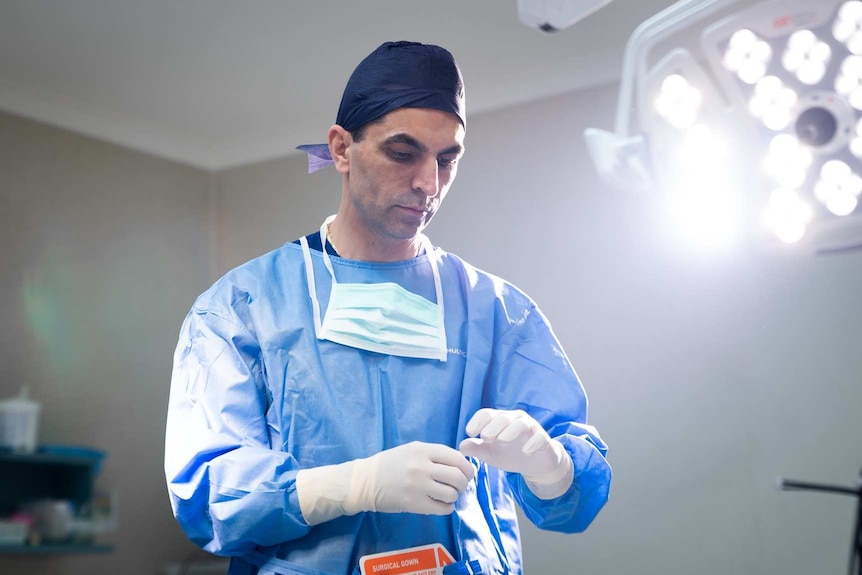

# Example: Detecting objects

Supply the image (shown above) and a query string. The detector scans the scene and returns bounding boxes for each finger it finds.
[477,413,513,439]
[426,443,477,481]
[465,408,496,437]
[522,430,551,454]
[458,437,489,460]
[429,464,471,494]
[425,479,461,504]
[414,497,456,516]
[453,454,477,481]
[495,417,533,443]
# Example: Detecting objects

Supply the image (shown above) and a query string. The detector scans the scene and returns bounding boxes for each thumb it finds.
[458,437,488,459]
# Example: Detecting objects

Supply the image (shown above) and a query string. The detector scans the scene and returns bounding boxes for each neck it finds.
[327,217,421,262]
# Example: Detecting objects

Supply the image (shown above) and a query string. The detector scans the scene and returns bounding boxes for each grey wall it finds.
[1,76,861,575]
[0,111,216,574]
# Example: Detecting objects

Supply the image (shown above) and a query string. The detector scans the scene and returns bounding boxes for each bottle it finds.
[0,386,41,452]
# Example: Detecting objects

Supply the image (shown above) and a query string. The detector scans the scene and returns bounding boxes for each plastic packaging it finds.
[0,386,41,453]
[22,493,117,544]
[442,560,483,575]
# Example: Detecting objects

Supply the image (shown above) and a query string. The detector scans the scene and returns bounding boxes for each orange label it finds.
[360,544,455,575]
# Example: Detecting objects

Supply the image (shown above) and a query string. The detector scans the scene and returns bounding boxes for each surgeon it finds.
[165,41,611,575]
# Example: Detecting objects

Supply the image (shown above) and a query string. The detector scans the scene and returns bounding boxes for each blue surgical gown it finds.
[165,241,611,575]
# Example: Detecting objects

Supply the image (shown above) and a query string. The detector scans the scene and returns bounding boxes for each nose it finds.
[412,157,440,198]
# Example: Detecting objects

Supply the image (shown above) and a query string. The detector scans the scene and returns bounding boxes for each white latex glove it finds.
[296,441,475,526]
[459,408,574,500]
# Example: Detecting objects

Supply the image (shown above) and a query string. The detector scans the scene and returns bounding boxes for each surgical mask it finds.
[300,215,448,362]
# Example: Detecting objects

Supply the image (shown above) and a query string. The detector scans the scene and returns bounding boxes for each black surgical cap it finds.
[297,41,466,172]
[336,40,466,132]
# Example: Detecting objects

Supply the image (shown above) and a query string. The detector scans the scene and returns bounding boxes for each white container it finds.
[0,386,41,453]
[0,520,28,545]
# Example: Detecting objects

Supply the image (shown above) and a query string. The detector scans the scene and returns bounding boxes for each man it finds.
[165,41,611,575]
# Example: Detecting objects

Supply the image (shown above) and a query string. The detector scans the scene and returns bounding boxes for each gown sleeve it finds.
[164,293,311,555]
[487,301,612,533]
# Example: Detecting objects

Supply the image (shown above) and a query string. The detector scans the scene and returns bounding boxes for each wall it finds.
[0,111,216,574]
[218,83,862,575]
[215,152,342,272]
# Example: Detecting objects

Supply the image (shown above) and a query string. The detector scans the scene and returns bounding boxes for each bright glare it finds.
[836,55,862,109]
[763,188,812,243]
[783,30,831,85]
[664,125,737,246]
[815,181,860,215]
[823,187,859,215]
[763,134,813,189]
[655,74,702,129]
[822,159,853,182]
[814,160,862,216]
[724,29,772,84]
[685,124,726,157]
[739,58,768,85]
[834,1,862,54]
[749,76,797,130]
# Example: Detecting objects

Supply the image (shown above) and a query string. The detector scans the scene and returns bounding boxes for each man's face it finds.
[344,107,465,242]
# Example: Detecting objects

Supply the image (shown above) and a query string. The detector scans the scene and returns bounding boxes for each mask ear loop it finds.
[317,215,341,337]
[318,214,338,279]
[300,214,340,340]
[420,234,448,362]
[299,235,324,339]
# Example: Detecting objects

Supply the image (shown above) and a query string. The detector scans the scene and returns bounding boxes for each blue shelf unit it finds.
[0,450,113,554]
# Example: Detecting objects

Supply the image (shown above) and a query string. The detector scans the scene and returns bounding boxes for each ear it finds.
[328,125,352,174]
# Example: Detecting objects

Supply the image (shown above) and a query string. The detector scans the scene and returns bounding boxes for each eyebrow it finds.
[383,133,464,156]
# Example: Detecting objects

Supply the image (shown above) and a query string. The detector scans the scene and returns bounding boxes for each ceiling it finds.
[0,0,679,171]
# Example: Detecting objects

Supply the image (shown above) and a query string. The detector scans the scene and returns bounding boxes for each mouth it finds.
[398,205,429,217]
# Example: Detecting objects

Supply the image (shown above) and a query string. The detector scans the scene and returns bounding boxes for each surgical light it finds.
[833,0,862,54]
[723,28,771,84]
[763,133,812,189]
[836,55,862,109]
[655,74,703,129]
[666,123,739,246]
[783,30,831,86]
[815,159,862,215]
[585,0,862,253]
[750,76,797,130]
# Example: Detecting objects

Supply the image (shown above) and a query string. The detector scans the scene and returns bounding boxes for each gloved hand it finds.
[458,408,574,500]
[297,441,475,526]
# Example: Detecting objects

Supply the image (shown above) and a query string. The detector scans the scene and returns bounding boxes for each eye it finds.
[438,157,459,169]
[388,149,415,163]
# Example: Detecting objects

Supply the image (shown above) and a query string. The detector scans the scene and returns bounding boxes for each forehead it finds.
[366,108,465,150]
